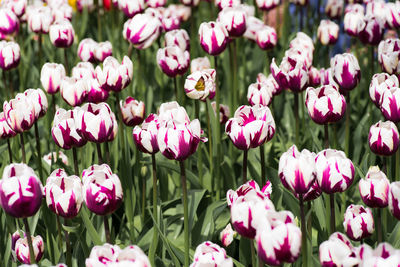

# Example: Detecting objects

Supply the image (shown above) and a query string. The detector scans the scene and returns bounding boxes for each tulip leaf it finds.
[80,208,102,246]
[62,223,81,233]
[157,160,202,188]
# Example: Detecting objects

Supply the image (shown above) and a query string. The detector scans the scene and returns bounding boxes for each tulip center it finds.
[195,78,205,91]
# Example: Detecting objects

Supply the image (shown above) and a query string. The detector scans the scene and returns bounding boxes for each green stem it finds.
[396,149,399,183]
[103,216,111,243]
[104,142,111,165]
[149,154,159,265]
[55,215,63,251]
[330,194,336,234]
[231,40,238,112]
[34,123,43,181]
[7,138,12,163]
[72,147,79,176]
[345,93,350,156]
[294,93,299,146]
[141,160,146,224]
[96,143,103,164]
[214,56,221,200]
[38,34,42,71]
[23,218,35,264]
[2,70,10,99]
[205,100,214,198]
[63,219,72,267]
[97,0,102,41]
[179,160,189,267]
[324,123,329,149]
[377,208,382,243]
[64,48,69,76]
[173,77,178,103]
[250,239,256,267]
[299,194,307,267]
[243,150,248,184]
[260,145,265,185]
[195,101,203,186]
[20,133,26,163]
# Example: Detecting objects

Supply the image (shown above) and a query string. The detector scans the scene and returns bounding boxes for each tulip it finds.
[95,56,133,92]
[13,232,44,264]
[27,6,53,34]
[146,0,166,8]
[378,38,400,75]
[256,222,302,266]
[244,16,264,41]
[77,38,97,62]
[86,78,109,103]
[255,26,277,50]
[344,11,364,37]
[40,63,66,94]
[161,13,181,32]
[359,166,390,209]
[76,0,95,12]
[78,102,114,143]
[49,19,75,48]
[0,40,20,70]
[0,111,16,139]
[199,21,229,56]
[308,67,321,87]
[344,3,364,14]
[52,107,87,150]
[94,41,112,62]
[43,151,69,166]
[118,0,144,18]
[220,224,236,247]
[289,32,314,53]
[386,2,400,29]
[24,89,48,119]
[369,121,400,156]
[3,93,36,133]
[85,243,121,266]
[319,232,359,267]
[318,20,339,46]
[72,62,96,80]
[256,0,280,11]
[180,0,200,7]
[343,204,375,241]
[164,29,190,51]
[133,113,160,154]
[325,0,343,19]
[191,57,211,73]
[0,8,19,35]
[366,1,386,24]
[124,13,162,49]
[294,180,322,202]
[369,73,399,107]
[226,180,271,207]
[214,0,239,10]
[225,105,275,151]
[60,77,88,107]
[257,73,282,96]
[381,87,400,122]
[120,96,145,127]
[82,164,123,215]
[0,163,43,218]
[156,46,190,77]
[389,181,400,220]
[165,4,191,21]
[211,102,230,124]
[217,7,247,38]
[357,14,384,46]
[184,69,216,101]
[358,243,400,266]
[247,81,273,106]
[51,3,73,22]
[116,245,152,265]
[305,85,346,124]
[330,53,360,92]
[191,241,233,266]
[107,112,118,142]
[158,101,191,125]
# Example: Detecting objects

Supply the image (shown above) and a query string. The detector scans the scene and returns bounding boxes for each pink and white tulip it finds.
[133,113,160,154]
[49,19,74,48]
[359,166,390,208]
[120,96,145,127]
[40,63,66,94]
[3,93,35,133]
[184,69,216,101]
[191,241,233,267]
[330,53,361,92]
[198,21,229,56]
[369,120,400,156]
[157,46,190,77]
[343,204,374,241]
[369,73,398,107]
[95,56,133,92]
[124,14,162,50]
[0,40,20,70]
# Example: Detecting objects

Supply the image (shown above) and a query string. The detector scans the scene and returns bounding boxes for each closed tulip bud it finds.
[378,38,400,75]
[214,0,240,10]
[318,20,339,45]
[369,121,400,156]
[44,169,83,218]
[257,73,283,96]
[289,32,314,53]
[359,166,390,208]
[27,6,53,34]
[320,67,339,88]
[86,79,109,103]
[146,0,166,8]
[133,113,160,154]
[52,3,73,22]
[191,57,211,73]
[114,245,151,265]
[199,21,229,56]
[0,163,43,218]
[305,85,346,124]
[40,63,66,94]
[157,46,190,77]
[164,29,190,51]
[60,77,88,107]
[211,101,230,124]
[118,0,144,18]
[191,241,233,266]
[83,164,123,215]
[386,2,400,29]
[14,233,44,264]
[78,38,97,62]
[78,102,114,143]
[158,101,191,125]
[0,8,19,35]
[366,1,386,25]
[220,224,236,247]
[257,222,302,266]
[370,73,399,107]
[184,69,216,101]
[343,204,374,241]
[120,96,145,127]
[166,4,191,21]
[72,62,96,80]
[330,53,361,91]
[325,0,343,19]
[85,243,121,266]
[244,16,264,41]
[256,0,280,11]
[316,149,355,194]
[43,151,69,166]
[95,56,133,92]
[358,15,385,46]
[0,111,16,138]
[226,180,269,207]
[279,145,317,194]
[0,40,20,70]
[308,67,321,87]
[381,87,400,122]
[217,7,247,38]
[271,55,309,93]
[247,81,273,106]
[256,26,278,50]
[345,3,364,14]
[162,13,181,32]
[389,181,400,220]
[52,108,87,149]
[94,41,112,62]
[3,94,35,133]
[344,11,364,36]
[24,88,48,119]
[358,243,400,266]
[225,105,275,150]
[76,0,95,12]
[319,232,360,267]
[124,14,162,49]
[49,19,74,48]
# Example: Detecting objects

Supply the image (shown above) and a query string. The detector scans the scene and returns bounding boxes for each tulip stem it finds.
[63,219,72,267]
[96,143,103,164]
[55,215,63,251]
[103,216,111,243]
[195,101,203,186]
[214,56,221,200]
[377,208,383,243]
[243,150,248,184]
[149,154,159,265]
[299,194,307,267]
[179,160,189,267]
[38,34,42,71]
[294,93,299,146]
[127,43,133,59]
[260,145,265,185]
[96,0,102,41]
[228,40,238,113]
[396,148,400,181]
[23,218,35,264]
[34,123,43,181]
[20,133,26,163]
[345,93,350,156]
[141,160,146,224]
[64,48,69,76]
[173,77,178,103]
[104,142,111,166]
[7,138,12,163]
[324,124,329,149]
[250,239,257,267]
[72,147,79,176]
[333,124,338,149]
[2,70,10,99]
[205,101,214,198]
[330,194,336,233]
